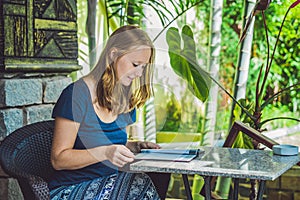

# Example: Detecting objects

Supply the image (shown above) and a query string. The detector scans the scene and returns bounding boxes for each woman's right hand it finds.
[105,145,135,167]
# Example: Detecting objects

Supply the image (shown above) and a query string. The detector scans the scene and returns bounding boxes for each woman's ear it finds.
[109,48,118,61]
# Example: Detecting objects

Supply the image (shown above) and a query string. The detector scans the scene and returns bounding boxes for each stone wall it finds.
[0,75,72,200]
[0,75,71,139]
[266,165,300,200]
[0,0,79,198]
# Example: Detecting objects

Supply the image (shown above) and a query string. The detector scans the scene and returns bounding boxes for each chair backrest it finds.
[0,120,56,200]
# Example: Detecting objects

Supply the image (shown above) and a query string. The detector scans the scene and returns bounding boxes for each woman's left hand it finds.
[126,141,160,153]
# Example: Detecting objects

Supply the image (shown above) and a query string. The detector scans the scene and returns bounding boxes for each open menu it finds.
[134,148,204,162]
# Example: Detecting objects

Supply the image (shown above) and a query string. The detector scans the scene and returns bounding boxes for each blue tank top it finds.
[48,78,136,190]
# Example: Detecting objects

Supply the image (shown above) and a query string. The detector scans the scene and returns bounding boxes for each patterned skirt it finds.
[50,172,160,200]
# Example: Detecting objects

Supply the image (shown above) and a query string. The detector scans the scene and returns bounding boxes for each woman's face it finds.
[114,46,152,86]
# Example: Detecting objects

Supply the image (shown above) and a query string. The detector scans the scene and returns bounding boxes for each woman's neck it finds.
[83,75,118,123]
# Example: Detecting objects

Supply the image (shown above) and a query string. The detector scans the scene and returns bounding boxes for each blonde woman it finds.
[49,25,170,200]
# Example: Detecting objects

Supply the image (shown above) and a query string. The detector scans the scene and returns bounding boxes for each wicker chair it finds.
[0,120,56,200]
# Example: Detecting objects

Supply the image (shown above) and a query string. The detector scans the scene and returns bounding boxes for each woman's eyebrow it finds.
[132,61,149,64]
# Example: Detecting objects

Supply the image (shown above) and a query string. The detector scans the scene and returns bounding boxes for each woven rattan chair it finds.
[0,120,56,200]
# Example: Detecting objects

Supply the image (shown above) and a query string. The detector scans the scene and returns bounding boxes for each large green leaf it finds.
[232,132,254,149]
[166,25,210,102]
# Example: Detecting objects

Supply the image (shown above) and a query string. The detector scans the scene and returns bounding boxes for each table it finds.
[130,146,300,200]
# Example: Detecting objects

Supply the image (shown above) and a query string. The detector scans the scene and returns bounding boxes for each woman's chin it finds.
[121,80,132,86]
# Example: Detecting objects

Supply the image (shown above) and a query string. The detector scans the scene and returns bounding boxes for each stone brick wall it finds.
[0,75,72,200]
[0,76,71,139]
[266,165,300,200]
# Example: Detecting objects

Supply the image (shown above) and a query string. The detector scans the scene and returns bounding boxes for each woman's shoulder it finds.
[57,79,89,102]
[62,79,88,93]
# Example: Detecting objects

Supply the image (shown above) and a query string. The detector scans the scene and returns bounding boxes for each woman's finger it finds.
[116,146,135,163]
[140,141,160,149]
[120,146,135,158]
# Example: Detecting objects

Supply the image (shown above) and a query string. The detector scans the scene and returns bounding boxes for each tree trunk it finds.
[227,0,257,199]
[195,0,224,198]
[203,0,223,146]
[205,0,229,198]
[229,0,256,124]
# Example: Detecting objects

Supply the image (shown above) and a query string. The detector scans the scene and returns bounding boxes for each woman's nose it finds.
[135,68,143,77]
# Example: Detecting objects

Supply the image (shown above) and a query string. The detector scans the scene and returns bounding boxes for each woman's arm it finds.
[51,117,135,170]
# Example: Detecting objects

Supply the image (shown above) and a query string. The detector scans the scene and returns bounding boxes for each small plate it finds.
[272,144,299,156]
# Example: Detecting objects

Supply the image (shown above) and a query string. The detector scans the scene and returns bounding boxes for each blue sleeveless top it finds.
[48,78,136,190]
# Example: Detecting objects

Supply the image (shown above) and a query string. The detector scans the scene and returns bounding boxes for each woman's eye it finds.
[133,63,147,68]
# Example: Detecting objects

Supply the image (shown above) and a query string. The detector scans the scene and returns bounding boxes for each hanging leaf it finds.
[290,0,300,8]
[166,25,210,102]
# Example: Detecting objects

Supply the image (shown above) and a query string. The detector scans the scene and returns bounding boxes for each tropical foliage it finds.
[213,0,299,132]
[77,0,299,134]
[165,0,300,147]
[166,25,210,102]
[75,0,300,199]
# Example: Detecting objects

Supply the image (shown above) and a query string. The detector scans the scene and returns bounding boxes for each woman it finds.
[49,25,170,200]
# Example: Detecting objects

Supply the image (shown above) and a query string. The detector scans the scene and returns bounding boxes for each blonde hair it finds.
[90,25,155,114]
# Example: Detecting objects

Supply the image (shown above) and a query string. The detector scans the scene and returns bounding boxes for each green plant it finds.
[160,94,182,132]
[103,0,204,40]
[245,0,300,130]
[166,1,300,199]
[166,25,211,102]
[166,1,300,135]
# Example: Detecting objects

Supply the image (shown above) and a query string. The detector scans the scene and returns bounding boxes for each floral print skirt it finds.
[50,172,160,200]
